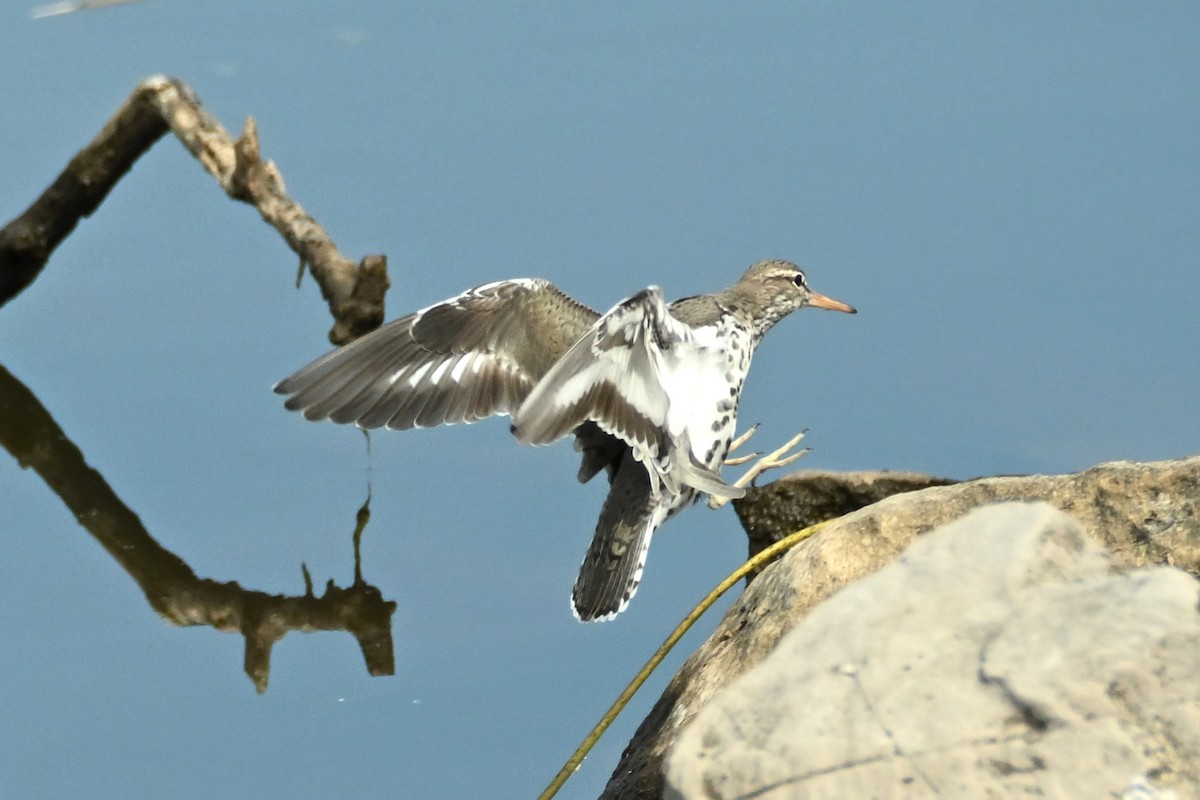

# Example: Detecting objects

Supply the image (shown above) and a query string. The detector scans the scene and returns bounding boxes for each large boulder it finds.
[598,456,1200,800]
[665,502,1200,799]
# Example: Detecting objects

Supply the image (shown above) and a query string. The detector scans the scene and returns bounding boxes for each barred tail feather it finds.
[571,457,668,622]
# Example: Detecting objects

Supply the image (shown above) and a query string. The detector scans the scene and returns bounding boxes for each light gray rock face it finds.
[597,457,1200,800]
[664,502,1200,800]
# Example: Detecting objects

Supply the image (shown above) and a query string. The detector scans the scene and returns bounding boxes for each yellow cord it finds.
[537,519,831,800]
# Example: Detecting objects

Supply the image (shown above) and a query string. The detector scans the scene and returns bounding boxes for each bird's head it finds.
[735,260,857,333]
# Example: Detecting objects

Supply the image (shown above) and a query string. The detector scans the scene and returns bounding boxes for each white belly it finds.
[660,323,749,468]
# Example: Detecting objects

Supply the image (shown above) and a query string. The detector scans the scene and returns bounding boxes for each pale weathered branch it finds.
[0,75,387,344]
[31,0,145,18]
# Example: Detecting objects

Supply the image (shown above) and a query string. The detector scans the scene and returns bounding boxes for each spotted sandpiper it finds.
[275,259,856,620]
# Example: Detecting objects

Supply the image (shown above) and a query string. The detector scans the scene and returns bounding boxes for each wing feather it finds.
[275,279,600,430]
[512,286,741,499]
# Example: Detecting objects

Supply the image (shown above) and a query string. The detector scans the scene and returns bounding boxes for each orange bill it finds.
[807,290,857,314]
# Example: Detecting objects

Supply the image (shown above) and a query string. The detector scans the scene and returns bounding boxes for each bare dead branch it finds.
[31,0,145,18]
[0,80,167,306]
[0,362,397,693]
[0,75,387,344]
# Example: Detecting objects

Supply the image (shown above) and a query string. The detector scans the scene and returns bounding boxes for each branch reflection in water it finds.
[0,363,396,692]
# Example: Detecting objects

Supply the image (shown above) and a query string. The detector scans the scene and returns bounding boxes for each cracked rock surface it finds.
[599,457,1200,800]
[663,501,1200,799]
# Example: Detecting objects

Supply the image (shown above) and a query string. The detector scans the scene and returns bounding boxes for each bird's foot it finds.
[708,429,809,510]
[722,423,761,466]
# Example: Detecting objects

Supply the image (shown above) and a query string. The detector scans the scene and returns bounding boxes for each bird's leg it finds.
[736,429,809,485]
[722,423,761,466]
[708,429,810,510]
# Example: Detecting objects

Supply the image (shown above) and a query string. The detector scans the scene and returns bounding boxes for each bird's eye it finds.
[792,272,807,289]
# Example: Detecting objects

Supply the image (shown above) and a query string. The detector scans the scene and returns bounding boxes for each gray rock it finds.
[663,502,1200,799]
[599,456,1200,800]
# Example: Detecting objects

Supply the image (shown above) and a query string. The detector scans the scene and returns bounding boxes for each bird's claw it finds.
[722,451,761,467]
[709,428,809,510]
[724,423,760,456]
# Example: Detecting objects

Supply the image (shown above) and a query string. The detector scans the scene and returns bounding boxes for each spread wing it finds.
[511,287,743,500]
[274,279,600,430]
